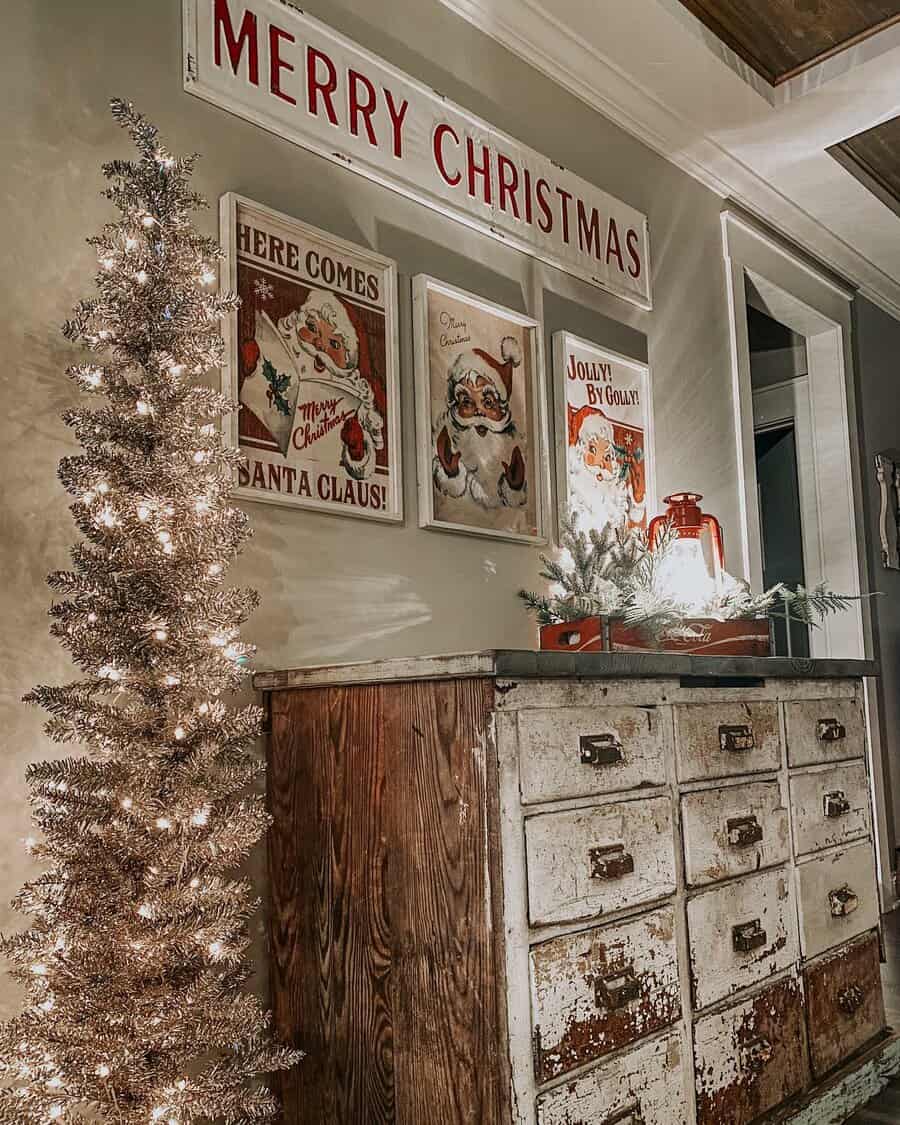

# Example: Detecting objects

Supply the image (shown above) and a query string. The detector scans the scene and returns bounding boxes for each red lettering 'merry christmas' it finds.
[213,0,644,281]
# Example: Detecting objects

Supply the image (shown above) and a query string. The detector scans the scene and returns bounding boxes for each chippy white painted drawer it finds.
[795,841,880,960]
[524,797,676,927]
[693,974,810,1125]
[673,701,780,782]
[529,905,681,1083]
[681,779,789,888]
[517,706,669,804]
[536,1029,689,1125]
[789,761,871,857]
[687,866,799,1009]
[784,697,865,767]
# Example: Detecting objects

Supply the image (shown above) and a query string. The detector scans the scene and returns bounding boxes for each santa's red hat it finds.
[448,336,522,402]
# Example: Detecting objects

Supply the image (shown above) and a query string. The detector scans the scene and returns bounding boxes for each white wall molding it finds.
[441,0,900,320]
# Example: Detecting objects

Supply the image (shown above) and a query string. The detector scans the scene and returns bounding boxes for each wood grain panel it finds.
[830,116,900,219]
[267,678,506,1125]
[677,1,900,85]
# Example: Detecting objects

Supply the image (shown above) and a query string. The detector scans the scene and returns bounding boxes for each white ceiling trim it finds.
[442,0,900,319]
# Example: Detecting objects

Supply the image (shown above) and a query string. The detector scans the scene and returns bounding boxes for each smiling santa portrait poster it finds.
[553,330,654,537]
[219,195,402,521]
[413,276,549,544]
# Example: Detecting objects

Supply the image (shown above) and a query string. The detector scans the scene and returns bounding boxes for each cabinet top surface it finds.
[253,650,878,691]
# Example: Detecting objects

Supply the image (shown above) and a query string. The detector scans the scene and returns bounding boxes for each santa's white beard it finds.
[567,447,629,531]
[434,413,526,509]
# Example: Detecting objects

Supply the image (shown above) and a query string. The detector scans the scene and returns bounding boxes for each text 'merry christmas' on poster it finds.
[183,0,651,307]
[222,196,402,519]
[556,332,652,536]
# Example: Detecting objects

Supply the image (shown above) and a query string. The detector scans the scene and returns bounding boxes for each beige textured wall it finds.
[0,0,740,1015]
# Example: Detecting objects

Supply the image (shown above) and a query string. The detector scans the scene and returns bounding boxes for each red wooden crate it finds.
[540,615,773,657]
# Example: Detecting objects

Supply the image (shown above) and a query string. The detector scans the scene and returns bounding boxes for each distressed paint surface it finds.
[789,761,871,857]
[674,701,781,782]
[782,1033,900,1124]
[688,867,799,1009]
[694,975,811,1125]
[524,796,676,927]
[784,697,866,768]
[804,931,886,1080]
[536,1030,689,1125]
[517,705,669,804]
[529,906,680,1082]
[681,780,790,887]
[796,841,879,959]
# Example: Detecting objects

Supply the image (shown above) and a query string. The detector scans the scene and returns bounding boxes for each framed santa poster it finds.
[219,194,402,521]
[413,276,550,544]
[553,331,654,537]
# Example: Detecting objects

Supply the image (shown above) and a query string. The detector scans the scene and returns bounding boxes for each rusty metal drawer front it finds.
[804,931,886,1080]
[524,797,676,928]
[694,975,811,1125]
[673,702,780,782]
[517,706,669,804]
[795,841,879,960]
[789,762,871,857]
[687,867,799,1010]
[681,780,789,888]
[784,697,865,767]
[536,1030,688,1125]
[529,905,681,1083]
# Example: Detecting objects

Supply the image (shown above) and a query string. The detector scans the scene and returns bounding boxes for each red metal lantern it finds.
[647,491,725,608]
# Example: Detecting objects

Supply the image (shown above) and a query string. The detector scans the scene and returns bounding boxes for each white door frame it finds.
[721,208,895,909]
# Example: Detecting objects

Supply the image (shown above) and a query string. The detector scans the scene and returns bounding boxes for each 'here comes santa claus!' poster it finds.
[220,194,402,521]
[553,331,653,536]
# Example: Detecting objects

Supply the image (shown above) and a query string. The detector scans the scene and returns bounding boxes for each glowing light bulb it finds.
[137,903,153,919]
[163,674,180,687]
[39,999,54,1013]
[125,237,138,250]
[207,563,222,577]
[163,542,174,556]
[153,628,168,642]
[98,329,110,340]
[200,424,215,436]
[157,531,171,544]
[176,1080,187,1091]
[98,665,121,681]
[101,257,114,271]
[136,400,151,415]
[47,1077,62,1090]
[190,806,209,827]
[136,504,151,521]
[198,702,209,715]
[24,836,37,853]
[199,266,216,285]
[97,481,109,494]
[83,369,103,388]
[98,507,118,528]
[29,964,47,976]
[48,1104,63,1119]
[120,797,133,811]
[192,451,206,464]
[189,878,200,889]
[156,817,172,830]
[194,498,210,514]
[82,491,95,505]
[209,634,226,648]
[151,1109,166,1121]
[173,726,186,741]
[135,270,148,285]
[87,612,97,623]
[208,940,223,958]
[168,363,185,377]
[141,214,155,228]
[224,645,240,660]
[97,1065,110,1078]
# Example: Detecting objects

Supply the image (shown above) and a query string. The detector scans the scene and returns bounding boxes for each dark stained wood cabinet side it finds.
[266,677,510,1125]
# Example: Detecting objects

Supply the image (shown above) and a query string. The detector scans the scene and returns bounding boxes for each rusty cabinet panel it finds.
[517,705,669,805]
[796,841,880,960]
[784,697,865,767]
[804,931,886,1080]
[681,780,789,888]
[673,701,780,782]
[789,761,871,857]
[694,974,811,1125]
[524,796,676,927]
[536,1030,689,1125]
[687,866,799,1010]
[529,905,681,1083]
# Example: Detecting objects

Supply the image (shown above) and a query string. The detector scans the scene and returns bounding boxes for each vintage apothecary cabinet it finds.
[257,651,900,1125]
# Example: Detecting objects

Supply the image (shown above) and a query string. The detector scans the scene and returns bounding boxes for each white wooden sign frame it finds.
[413,274,551,545]
[219,192,403,522]
[552,330,656,537]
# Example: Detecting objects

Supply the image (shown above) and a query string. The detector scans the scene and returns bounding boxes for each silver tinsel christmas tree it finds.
[0,100,300,1124]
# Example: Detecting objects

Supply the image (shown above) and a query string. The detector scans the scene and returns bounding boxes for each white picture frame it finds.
[552,330,655,538]
[413,274,550,545]
[219,192,402,522]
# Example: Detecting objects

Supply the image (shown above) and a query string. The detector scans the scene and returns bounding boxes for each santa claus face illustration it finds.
[279,289,360,383]
[582,427,618,479]
[568,414,629,530]
[451,371,511,434]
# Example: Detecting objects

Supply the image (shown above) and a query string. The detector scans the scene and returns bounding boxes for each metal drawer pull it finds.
[824,790,851,819]
[719,723,755,753]
[602,1106,644,1125]
[838,984,866,1015]
[743,1036,774,1072]
[829,884,859,917]
[727,815,764,848]
[580,733,624,767]
[818,718,846,742]
[594,968,640,1010]
[733,919,767,953]
[589,843,635,880]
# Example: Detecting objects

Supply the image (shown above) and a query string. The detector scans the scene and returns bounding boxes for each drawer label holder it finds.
[579,733,625,768]
[589,843,635,880]
[719,724,755,753]
[817,718,847,743]
[823,790,851,819]
[726,814,764,848]
[829,884,859,917]
[732,918,767,953]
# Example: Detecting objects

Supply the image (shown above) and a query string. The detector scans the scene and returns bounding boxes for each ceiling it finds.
[443,0,900,316]
[677,0,900,86]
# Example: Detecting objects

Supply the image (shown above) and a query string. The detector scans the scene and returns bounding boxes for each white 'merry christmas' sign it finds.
[183,0,652,307]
